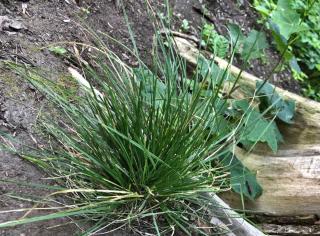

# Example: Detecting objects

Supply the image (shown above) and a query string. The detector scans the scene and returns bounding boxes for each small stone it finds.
[9,21,24,31]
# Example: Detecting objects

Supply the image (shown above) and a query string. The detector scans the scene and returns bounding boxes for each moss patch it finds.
[55,75,80,101]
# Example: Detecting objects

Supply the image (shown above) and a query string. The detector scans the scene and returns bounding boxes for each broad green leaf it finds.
[221,153,263,200]
[227,23,244,49]
[197,56,232,83]
[244,118,281,152]
[289,57,302,73]
[231,165,263,201]
[210,115,231,136]
[232,99,250,111]
[233,99,283,152]
[257,81,295,124]
[241,30,268,61]
[276,100,295,123]
[270,7,308,40]
[277,0,291,9]
[268,21,295,61]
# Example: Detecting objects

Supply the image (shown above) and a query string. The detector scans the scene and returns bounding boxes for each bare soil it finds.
[0,0,303,235]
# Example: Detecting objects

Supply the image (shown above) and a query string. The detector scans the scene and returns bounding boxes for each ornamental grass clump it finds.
[1,31,249,235]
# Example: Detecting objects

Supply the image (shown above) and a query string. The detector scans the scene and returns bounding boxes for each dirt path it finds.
[0,0,300,235]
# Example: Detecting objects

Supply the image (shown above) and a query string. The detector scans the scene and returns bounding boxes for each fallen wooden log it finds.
[208,194,265,236]
[261,224,320,235]
[174,36,320,216]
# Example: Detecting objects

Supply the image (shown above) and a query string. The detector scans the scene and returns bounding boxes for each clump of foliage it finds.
[201,23,269,63]
[0,22,295,236]
[196,56,295,152]
[180,19,190,32]
[238,81,295,152]
[201,23,230,58]
[193,56,295,198]
[253,0,320,101]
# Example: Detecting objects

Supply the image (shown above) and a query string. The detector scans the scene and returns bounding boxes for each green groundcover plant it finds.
[0,16,295,235]
[201,23,269,63]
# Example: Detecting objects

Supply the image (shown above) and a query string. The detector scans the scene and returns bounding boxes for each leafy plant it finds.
[253,0,320,101]
[190,56,295,197]
[200,22,268,63]
[201,23,229,58]
[303,85,320,100]
[180,19,190,32]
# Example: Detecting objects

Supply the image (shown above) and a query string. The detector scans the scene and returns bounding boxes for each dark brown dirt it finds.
[0,0,302,235]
